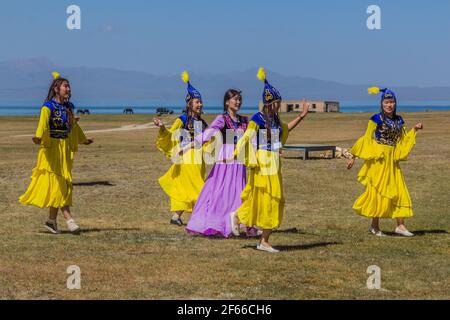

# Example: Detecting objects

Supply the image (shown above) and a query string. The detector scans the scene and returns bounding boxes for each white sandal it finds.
[256,243,280,253]
[395,227,414,237]
[369,227,386,237]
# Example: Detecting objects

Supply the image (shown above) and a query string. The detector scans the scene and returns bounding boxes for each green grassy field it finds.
[0,111,449,299]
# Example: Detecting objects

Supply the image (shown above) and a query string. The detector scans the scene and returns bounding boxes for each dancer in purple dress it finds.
[186,89,253,237]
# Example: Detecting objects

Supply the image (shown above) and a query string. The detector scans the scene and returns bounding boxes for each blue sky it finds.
[1,0,449,86]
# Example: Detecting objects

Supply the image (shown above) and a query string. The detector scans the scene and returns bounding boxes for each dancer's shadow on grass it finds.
[38,227,141,235]
[73,181,115,187]
[77,227,141,234]
[190,233,260,240]
[383,229,448,237]
[243,241,342,252]
[218,228,312,241]
[273,228,308,235]
[284,156,334,161]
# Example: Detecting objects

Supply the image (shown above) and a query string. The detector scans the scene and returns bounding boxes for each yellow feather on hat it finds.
[257,67,266,82]
[181,70,190,83]
[52,71,61,80]
[368,86,380,95]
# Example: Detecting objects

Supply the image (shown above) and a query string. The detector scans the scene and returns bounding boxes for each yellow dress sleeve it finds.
[234,120,259,167]
[394,126,417,161]
[69,121,88,153]
[349,120,383,160]
[75,122,88,144]
[36,107,51,148]
[156,118,184,159]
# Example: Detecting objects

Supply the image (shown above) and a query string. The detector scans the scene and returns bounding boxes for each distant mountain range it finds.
[1,58,450,106]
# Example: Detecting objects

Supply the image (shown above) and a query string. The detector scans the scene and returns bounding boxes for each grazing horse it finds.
[76,109,91,115]
[123,108,134,114]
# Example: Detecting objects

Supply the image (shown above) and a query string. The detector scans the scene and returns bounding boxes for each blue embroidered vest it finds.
[371,113,404,146]
[44,100,73,139]
[179,113,208,147]
[250,112,282,151]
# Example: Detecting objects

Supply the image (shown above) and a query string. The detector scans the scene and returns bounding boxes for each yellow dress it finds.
[234,119,289,230]
[350,119,417,218]
[156,118,206,212]
[19,106,88,208]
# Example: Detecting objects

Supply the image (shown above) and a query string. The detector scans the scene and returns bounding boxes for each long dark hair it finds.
[223,89,242,112]
[261,102,281,142]
[45,77,70,103]
[44,78,75,126]
[184,99,204,131]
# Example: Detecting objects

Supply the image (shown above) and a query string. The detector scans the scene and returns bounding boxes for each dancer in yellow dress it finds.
[232,68,309,252]
[347,87,423,237]
[19,72,94,234]
[153,71,208,226]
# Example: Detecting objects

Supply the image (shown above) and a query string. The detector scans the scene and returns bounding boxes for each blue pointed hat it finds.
[257,67,282,105]
[181,71,202,104]
[368,87,397,102]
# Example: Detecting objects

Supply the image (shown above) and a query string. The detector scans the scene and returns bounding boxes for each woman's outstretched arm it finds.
[288,100,310,131]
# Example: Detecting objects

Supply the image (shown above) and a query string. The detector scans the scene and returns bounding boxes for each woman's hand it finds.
[84,138,94,145]
[347,158,355,170]
[178,148,186,156]
[153,117,164,128]
[32,137,41,145]
[413,122,423,131]
[300,100,310,118]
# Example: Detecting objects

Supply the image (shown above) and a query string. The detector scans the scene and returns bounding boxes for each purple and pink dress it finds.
[186,113,249,237]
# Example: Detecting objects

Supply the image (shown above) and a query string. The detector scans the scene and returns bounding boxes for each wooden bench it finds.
[283,144,336,160]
